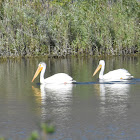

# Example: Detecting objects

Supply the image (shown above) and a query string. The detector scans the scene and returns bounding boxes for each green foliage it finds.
[27,123,55,140]
[41,123,55,134]
[50,0,71,6]
[28,131,39,140]
[0,137,5,140]
[0,0,139,57]
[0,122,55,140]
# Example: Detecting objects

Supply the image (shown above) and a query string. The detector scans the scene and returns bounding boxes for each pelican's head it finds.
[93,60,105,77]
[32,62,46,82]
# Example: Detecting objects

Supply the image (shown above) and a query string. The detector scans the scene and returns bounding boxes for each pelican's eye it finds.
[39,64,41,67]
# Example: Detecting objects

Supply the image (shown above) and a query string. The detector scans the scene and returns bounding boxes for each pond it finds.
[0,56,140,140]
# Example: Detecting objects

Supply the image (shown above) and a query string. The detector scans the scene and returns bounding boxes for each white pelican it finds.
[32,62,76,84]
[93,60,133,80]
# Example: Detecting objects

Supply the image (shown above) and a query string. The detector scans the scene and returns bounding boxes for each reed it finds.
[0,0,139,57]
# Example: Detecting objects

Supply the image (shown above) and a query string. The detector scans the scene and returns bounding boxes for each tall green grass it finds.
[0,0,139,57]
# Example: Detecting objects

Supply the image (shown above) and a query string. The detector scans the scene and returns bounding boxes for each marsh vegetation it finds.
[0,0,139,57]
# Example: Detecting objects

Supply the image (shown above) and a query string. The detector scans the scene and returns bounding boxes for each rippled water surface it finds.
[0,56,140,140]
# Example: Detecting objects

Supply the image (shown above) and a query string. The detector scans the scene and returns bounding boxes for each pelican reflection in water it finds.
[93,60,133,81]
[95,80,131,119]
[32,84,73,121]
[32,62,76,84]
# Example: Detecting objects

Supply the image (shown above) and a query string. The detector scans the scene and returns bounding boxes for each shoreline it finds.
[0,53,140,61]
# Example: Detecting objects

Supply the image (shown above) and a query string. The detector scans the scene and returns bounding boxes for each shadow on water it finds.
[35,78,140,86]
[74,78,140,85]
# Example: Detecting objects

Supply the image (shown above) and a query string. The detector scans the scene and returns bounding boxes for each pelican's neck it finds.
[99,63,105,79]
[40,66,46,83]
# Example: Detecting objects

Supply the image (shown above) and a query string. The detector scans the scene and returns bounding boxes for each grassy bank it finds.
[0,0,139,57]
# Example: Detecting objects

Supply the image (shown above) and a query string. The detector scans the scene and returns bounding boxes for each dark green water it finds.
[0,56,140,140]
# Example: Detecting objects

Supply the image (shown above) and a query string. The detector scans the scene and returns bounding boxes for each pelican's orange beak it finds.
[32,65,43,82]
[93,64,102,77]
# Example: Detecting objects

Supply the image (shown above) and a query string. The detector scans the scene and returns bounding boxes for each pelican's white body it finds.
[96,60,133,80]
[41,73,74,84]
[38,62,75,84]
